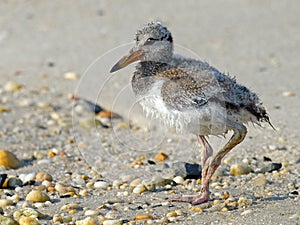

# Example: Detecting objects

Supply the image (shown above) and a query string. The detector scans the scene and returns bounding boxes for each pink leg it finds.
[170,122,247,205]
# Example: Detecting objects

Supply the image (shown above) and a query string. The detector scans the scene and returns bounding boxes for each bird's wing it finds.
[159,67,225,110]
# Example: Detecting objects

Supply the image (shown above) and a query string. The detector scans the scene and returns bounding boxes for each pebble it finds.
[64,71,79,80]
[241,209,254,216]
[132,183,146,194]
[135,214,153,220]
[282,91,295,97]
[0,199,14,207]
[129,178,142,188]
[0,173,7,187]
[0,106,10,113]
[230,163,252,176]
[35,172,53,182]
[13,207,46,220]
[19,217,39,225]
[0,215,18,225]
[172,161,201,179]
[61,203,79,210]
[120,174,134,182]
[19,173,36,183]
[6,177,23,189]
[103,220,122,225]
[75,217,100,225]
[4,81,22,92]
[252,177,269,186]
[25,190,50,202]
[98,110,121,119]
[257,163,282,173]
[142,180,155,191]
[0,150,21,169]
[173,176,184,184]
[84,210,99,216]
[152,176,173,187]
[154,152,168,162]
[94,181,109,189]
[166,211,177,218]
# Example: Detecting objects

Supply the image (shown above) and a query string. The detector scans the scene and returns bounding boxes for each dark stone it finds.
[6,177,23,189]
[0,174,7,188]
[82,99,103,114]
[290,190,298,195]
[295,158,300,164]
[147,160,156,165]
[172,161,201,179]
[263,156,272,162]
[257,163,282,173]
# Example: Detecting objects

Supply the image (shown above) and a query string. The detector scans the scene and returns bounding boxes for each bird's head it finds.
[110,22,173,73]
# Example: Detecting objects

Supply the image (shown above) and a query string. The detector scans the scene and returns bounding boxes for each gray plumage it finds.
[110,22,273,205]
[131,22,272,135]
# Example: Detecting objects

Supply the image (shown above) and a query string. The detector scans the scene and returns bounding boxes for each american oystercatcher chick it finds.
[110,22,273,205]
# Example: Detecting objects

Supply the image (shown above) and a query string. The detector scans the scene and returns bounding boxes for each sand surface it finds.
[0,1,299,224]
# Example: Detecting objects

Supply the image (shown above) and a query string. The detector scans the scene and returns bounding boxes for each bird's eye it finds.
[144,38,156,45]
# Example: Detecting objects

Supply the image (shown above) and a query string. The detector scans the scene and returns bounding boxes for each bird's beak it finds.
[110,49,144,73]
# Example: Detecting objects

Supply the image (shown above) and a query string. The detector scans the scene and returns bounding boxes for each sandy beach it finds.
[0,1,299,224]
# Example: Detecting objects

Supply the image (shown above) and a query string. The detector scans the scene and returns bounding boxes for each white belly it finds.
[136,81,229,135]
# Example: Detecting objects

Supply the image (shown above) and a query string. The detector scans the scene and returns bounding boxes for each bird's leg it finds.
[169,135,213,203]
[170,122,247,205]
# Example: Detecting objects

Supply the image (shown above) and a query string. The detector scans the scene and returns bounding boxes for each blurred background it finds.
[0,0,299,131]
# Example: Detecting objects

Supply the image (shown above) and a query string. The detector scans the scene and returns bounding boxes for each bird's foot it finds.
[169,192,210,205]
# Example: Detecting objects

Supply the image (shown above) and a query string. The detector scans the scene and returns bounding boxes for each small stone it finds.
[61,203,79,210]
[94,181,109,189]
[0,215,18,225]
[4,81,22,92]
[230,163,252,176]
[190,207,203,213]
[61,216,72,223]
[0,174,7,187]
[6,177,23,189]
[13,208,46,220]
[25,190,50,202]
[53,214,63,223]
[142,180,155,191]
[120,175,134,182]
[84,210,99,216]
[79,189,88,196]
[252,177,268,186]
[0,150,21,169]
[103,220,122,225]
[129,178,142,188]
[257,163,282,173]
[19,217,38,225]
[55,183,68,194]
[238,196,253,207]
[64,71,79,80]
[152,176,173,187]
[98,110,121,119]
[282,91,295,97]
[173,176,184,184]
[135,214,153,220]
[0,199,14,207]
[132,184,146,194]
[172,162,201,179]
[241,209,254,216]
[75,217,100,225]
[19,173,36,184]
[0,106,10,113]
[35,172,53,181]
[166,211,177,218]
[154,152,168,162]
